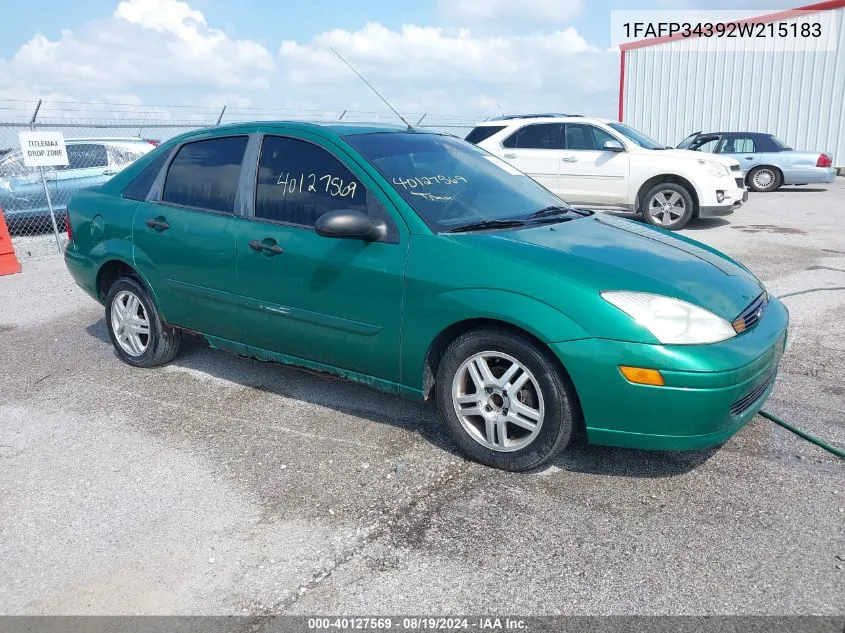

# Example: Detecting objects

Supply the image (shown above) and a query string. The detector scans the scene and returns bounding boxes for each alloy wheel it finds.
[647,190,686,227]
[451,351,545,452]
[110,290,150,357]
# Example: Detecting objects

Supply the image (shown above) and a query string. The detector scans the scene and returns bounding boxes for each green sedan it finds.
[64,122,788,471]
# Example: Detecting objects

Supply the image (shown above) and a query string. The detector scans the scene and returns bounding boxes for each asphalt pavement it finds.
[1,180,843,615]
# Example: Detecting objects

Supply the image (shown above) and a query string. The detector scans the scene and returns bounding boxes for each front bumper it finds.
[550,296,789,450]
[697,174,747,217]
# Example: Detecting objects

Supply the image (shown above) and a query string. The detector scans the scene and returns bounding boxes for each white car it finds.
[466,114,748,230]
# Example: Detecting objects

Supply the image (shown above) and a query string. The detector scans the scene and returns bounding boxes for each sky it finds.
[0,0,798,123]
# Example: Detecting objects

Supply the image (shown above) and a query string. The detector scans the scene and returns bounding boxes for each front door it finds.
[131,135,248,341]
[495,123,563,194]
[558,123,630,206]
[718,134,761,170]
[235,133,407,383]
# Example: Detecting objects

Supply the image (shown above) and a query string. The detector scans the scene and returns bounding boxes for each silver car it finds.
[0,137,156,233]
[678,131,836,192]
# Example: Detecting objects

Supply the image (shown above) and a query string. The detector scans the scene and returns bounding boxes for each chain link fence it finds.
[0,99,483,258]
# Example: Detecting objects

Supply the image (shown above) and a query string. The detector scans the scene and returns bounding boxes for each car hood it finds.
[468,214,764,321]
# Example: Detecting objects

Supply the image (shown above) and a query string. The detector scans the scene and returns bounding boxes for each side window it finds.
[501,124,562,149]
[591,126,620,150]
[689,135,721,153]
[731,136,757,153]
[255,136,396,240]
[162,136,248,213]
[564,124,598,150]
[66,144,108,170]
[465,126,506,145]
[122,150,171,201]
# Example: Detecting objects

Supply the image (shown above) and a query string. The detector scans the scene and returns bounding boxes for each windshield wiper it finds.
[525,205,574,219]
[446,219,527,233]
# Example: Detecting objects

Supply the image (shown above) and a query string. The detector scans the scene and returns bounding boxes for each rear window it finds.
[161,136,248,213]
[108,144,150,168]
[465,126,506,145]
[122,150,171,201]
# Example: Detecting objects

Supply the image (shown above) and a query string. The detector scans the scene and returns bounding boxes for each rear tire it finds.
[105,276,181,368]
[434,328,576,471]
[747,166,781,192]
[641,182,694,230]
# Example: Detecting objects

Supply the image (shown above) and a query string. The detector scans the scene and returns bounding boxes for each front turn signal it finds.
[619,365,665,386]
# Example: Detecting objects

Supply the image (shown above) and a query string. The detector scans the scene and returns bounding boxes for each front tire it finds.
[747,166,781,192]
[641,182,694,230]
[435,328,576,471]
[105,276,181,367]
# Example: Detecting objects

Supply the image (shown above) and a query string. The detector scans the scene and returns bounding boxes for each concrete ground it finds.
[0,180,843,616]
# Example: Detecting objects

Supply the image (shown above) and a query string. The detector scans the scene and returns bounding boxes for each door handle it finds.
[744,156,754,160]
[145,217,170,232]
[503,153,518,159]
[249,239,284,255]
[561,156,577,163]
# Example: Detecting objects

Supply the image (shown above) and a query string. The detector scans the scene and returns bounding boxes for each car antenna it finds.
[329,46,413,131]
[496,103,505,116]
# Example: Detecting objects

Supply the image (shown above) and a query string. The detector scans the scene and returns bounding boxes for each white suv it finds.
[466,114,747,230]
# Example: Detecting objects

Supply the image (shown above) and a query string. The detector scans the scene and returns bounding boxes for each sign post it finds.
[18,131,69,252]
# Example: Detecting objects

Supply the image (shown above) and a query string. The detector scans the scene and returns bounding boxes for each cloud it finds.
[438,0,583,24]
[277,22,615,118]
[0,0,619,125]
[7,0,275,96]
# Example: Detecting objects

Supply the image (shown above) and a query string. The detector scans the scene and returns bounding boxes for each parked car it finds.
[678,131,836,192]
[0,137,156,233]
[466,114,747,230]
[64,122,788,471]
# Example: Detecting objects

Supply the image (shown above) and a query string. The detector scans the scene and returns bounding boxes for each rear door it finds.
[131,135,248,341]
[235,133,407,382]
[558,123,629,205]
[496,123,563,194]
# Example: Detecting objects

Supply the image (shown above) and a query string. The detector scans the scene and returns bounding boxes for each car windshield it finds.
[345,132,581,232]
[607,122,666,150]
[0,152,28,178]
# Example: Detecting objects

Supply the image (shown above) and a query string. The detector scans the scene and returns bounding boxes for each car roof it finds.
[206,120,412,135]
[161,120,427,147]
[61,137,154,143]
[697,132,772,136]
[473,115,602,126]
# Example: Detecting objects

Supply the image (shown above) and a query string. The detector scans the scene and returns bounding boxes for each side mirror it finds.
[602,139,625,152]
[315,209,385,241]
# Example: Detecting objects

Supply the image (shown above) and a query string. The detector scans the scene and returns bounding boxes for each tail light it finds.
[66,216,73,241]
[816,154,832,167]
[144,139,160,147]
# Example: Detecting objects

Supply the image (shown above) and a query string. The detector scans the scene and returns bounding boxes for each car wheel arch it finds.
[746,164,783,188]
[422,318,582,408]
[636,174,700,216]
[96,259,163,316]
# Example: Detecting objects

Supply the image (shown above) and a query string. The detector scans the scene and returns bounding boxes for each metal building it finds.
[619,0,845,169]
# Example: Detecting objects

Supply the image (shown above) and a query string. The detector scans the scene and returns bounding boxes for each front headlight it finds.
[699,160,730,177]
[601,291,736,345]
